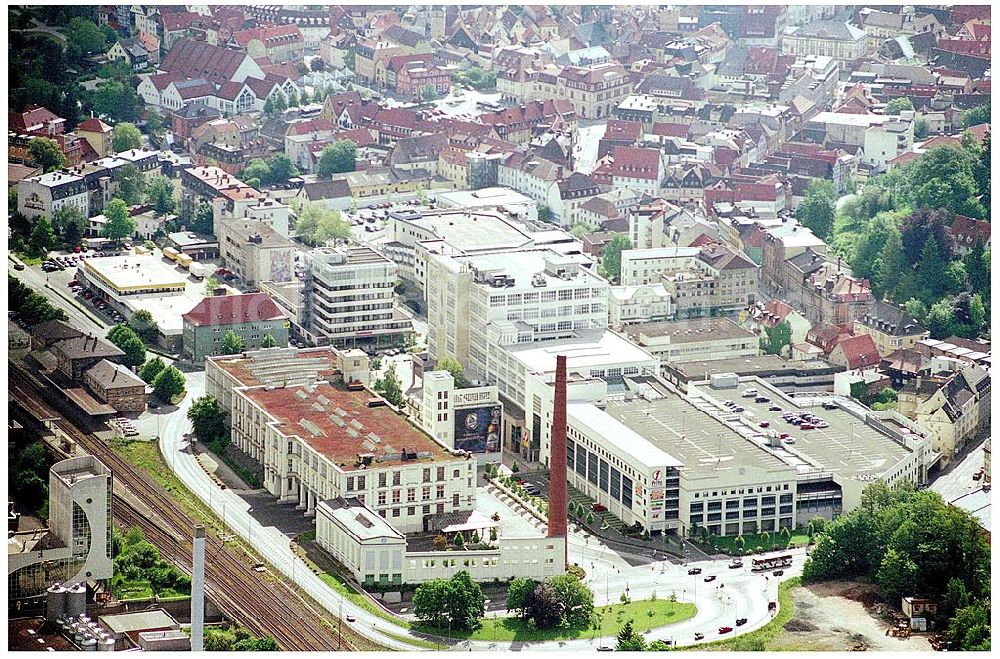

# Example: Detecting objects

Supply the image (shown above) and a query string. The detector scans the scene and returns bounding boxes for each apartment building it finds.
[205,347,475,532]
[853,301,929,359]
[216,218,296,286]
[301,246,413,350]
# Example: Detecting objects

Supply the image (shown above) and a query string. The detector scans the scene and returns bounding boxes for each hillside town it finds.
[7,4,992,654]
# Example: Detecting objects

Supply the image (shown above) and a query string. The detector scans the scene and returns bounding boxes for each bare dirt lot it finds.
[769,581,933,651]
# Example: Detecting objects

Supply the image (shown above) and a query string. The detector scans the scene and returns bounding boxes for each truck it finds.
[189,262,209,279]
[176,253,193,269]
[162,246,180,262]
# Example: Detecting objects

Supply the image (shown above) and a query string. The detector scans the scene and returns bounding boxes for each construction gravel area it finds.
[770,581,933,652]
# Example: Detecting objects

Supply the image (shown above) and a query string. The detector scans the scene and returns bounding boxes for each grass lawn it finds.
[685,578,799,651]
[414,599,697,643]
[113,580,154,600]
[14,252,43,266]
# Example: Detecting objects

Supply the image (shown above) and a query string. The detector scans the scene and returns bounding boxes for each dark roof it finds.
[85,359,145,389]
[557,172,598,196]
[52,335,125,361]
[383,25,425,48]
[301,178,352,202]
[858,300,925,337]
[182,292,286,327]
[389,133,449,166]
[32,319,84,344]
[161,39,252,85]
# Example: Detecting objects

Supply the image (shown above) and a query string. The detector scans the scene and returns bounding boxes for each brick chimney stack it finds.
[547,354,569,568]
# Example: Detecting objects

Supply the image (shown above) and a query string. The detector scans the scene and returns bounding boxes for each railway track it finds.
[10,366,354,651]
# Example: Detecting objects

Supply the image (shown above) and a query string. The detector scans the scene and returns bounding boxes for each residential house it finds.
[828,333,881,372]
[854,301,929,359]
[233,25,305,63]
[51,335,126,383]
[898,366,990,466]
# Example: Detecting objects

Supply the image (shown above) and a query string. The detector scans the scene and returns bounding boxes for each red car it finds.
[801,423,815,430]
[73,245,81,253]
[592,503,607,513]
[719,626,733,634]
[779,433,790,439]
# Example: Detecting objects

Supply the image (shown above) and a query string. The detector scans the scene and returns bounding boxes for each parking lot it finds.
[344,199,434,246]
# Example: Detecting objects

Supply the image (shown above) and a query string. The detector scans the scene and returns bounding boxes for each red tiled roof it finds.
[608,146,660,180]
[9,105,64,133]
[182,293,285,327]
[763,299,793,325]
[835,333,880,370]
[234,24,304,49]
[386,52,433,73]
[604,119,642,141]
[288,118,338,136]
[373,107,421,129]
[77,117,113,133]
[161,39,253,85]
[651,122,689,138]
[950,215,990,247]
[162,11,201,32]
[936,39,991,58]
[144,70,186,92]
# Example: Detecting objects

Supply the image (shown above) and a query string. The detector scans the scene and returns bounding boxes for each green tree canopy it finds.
[191,201,215,235]
[52,206,87,246]
[128,309,159,344]
[906,145,985,218]
[796,180,837,239]
[262,333,277,348]
[617,620,647,651]
[221,330,245,355]
[146,177,177,216]
[548,573,595,627]
[884,97,914,115]
[28,216,57,258]
[115,164,147,205]
[373,363,404,407]
[112,122,143,152]
[29,137,67,173]
[139,356,166,384]
[152,365,186,401]
[413,571,485,631]
[293,202,350,246]
[265,154,298,185]
[88,79,141,123]
[187,395,228,444]
[506,578,538,618]
[101,198,136,242]
[599,234,631,283]
[761,320,792,356]
[317,140,357,177]
[961,102,990,129]
[435,356,471,388]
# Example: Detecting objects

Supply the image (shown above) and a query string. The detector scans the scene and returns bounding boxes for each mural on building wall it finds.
[269,248,294,282]
[454,404,501,454]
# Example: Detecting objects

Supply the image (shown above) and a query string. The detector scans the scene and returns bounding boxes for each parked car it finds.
[816,421,829,429]
[759,422,769,428]
[736,618,747,627]
[592,503,607,513]
[801,423,815,430]
[687,567,702,575]
[822,401,838,409]
[755,396,770,403]
[779,433,790,439]
[729,560,743,569]
[769,405,782,412]
[704,575,717,582]
[694,633,704,641]
[773,570,784,577]
[718,626,733,634]
[596,646,614,652]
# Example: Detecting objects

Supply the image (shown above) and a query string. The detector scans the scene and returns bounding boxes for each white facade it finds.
[620,247,701,286]
[609,284,673,327]
[17,171,89,221]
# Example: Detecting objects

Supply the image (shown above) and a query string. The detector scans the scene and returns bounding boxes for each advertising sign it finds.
[454,404,501,454]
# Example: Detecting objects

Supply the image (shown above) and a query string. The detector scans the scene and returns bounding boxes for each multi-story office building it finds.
[182,292,289,361]
[623,318,760,367]
[205,347,475,533]
[424,249,610,379]
[301,246,413,350]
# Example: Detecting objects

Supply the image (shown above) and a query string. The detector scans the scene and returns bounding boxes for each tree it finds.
[273,92,287,113]
[28,217,57,258]
[115,164,146,206]
[29,137,67,172]
[265,154,298,185]
[943,578,971,618]
[191,202,215,235]
[453,531,465,548]
[949,602,990,651]
[286,88,299,108]
[900,209,954,267]
[145,110,165,139]
[506,578,537,618]
[548,573,594,627]
[964,239,989,300]
[903,298,929,326]
[263,95,276,116]
[914,117,931,140]
[139,356,166,384]
[88,80,141,123]
[101,198,136,242]
[112,122,143,152]
[242,158,271,185]
[537,205,554,222]
[262,334,277,348]
[907,145,985,219]
[961,102,990,129]
[435,356,471,388]
[317,140,357,176]
[187,395,228,444]
[222,330,245,355]
[413,571,484,631]
[152,366,186,401]
[420,84,437,103]
[916,235,947,303]
[146,177,176,216]
[617,620,647,651]
[599,235,631,283]
[432,534,448,550]
[373,363,404,407]
[128,309,159,343]
[67,17,107,58]
[761,320,792,356]
[107,324,146,368]
[52,206,87,246]
[884,97,913,115]
[973,131,989,208]
[524,581,562,630]
[294,202,351,246]
[232,637,279,652]
[851,211,901,282]
[796,181,836,239]
[877,229,906,301]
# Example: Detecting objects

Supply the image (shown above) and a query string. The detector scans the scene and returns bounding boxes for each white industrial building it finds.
[8,456,114,603]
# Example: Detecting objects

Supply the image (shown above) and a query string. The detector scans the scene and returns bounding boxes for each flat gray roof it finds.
[670,355,843,378]
[625,318,756,344]
[715,381,913,479]
[603,392,792,479]
[403,210,533,252]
